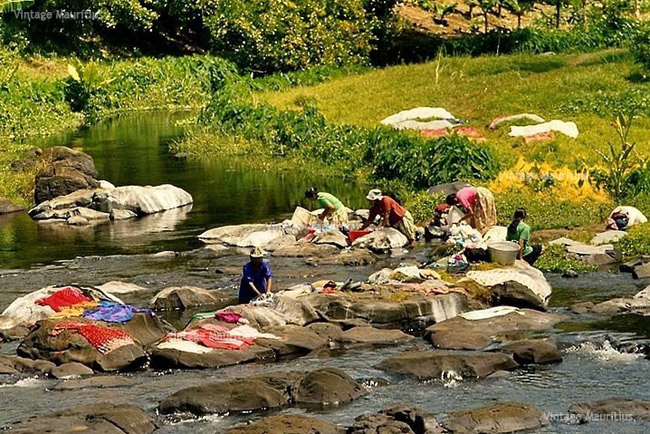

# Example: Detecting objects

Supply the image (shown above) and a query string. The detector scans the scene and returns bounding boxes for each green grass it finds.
[259,49,647,169]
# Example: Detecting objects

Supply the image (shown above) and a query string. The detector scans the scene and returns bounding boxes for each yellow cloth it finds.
[51,301,100,319]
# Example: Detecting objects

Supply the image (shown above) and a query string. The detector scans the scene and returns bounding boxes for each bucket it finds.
[488,241,520,266]
[349,229,371,243]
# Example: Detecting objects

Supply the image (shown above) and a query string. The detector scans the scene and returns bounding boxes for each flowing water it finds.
[1,113,650,433]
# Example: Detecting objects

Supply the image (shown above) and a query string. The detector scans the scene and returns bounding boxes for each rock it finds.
[28,188,96,217]
[567,242,618,265]
[199,223,293,249]
[228,415,344,434]
[442,402,548,433]
[635,285,650,301]
[98,281,151,295]
[347,413,415,434]
[426,181,471,197]
[92,184,193,215]
[426,308,564,350]
[498,338,562,364]
[273,243,339,257]
[0,198,24,214]
[16,317,156,372]
[52,376,134,390]
[0,355,55,375]
[569,301,595,314]
[568,397,650,423]
[341,326,414,344]
[312,230,349,248]
[460,261,552,310]
[50,362,94,379]
[589,297,650,316]
[633,262,650,279]
[378,351,518,380]
[256,325,328,356]
[307,249,377,266]
[4,403,156,434]
[159,368,365,416]
[99,180,116,189]
[352,228,409,252]
[591,230,627,245]
[306,322,344,341]
[150,286,225,310]
[34,146,100,205]
[222,305,290,328]
[150,343,270,369]
[562,269,579,278]
[380,404,444,434]
[620,257,650,273]
[269,295,320,326]
[110,209,138,220]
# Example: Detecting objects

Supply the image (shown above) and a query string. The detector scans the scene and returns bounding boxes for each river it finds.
[1,113,650,432]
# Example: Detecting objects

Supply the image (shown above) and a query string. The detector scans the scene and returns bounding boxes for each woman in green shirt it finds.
[506,208,542,265]
[304,187,348,225]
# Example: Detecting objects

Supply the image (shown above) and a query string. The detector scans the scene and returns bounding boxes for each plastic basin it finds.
[488,241,520,266]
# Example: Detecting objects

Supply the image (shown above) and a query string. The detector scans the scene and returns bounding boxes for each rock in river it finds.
[498,338,562,365]
[159,367,366,416]
[4,403,156,434]
[352,228,409,252]
[378,351,519,379]
[569,397,650,423]
[149,286,231,310]
[442,402,548,433]
[228,415,345,434]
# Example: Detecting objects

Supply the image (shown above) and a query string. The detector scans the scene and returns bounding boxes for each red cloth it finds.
[455,126,484,138]
[421,128,449,138]
[367,196,406,226]
[435,204,451,214]
[35,287,92,312]
[170,324,255,350]
[215,311,243,324]
[50,321,134,354]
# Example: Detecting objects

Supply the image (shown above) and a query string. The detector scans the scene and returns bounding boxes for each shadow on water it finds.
[0,112,367,268]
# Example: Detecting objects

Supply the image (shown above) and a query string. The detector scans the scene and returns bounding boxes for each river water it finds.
[1,113,650,433]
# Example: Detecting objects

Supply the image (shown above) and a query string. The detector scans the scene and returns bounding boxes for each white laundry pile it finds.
[489,113,546,130]
[610,206,647,227]
[380,107,461,131]
[459,306,523,320]
[447,222,486,249]
[509,120,579,139]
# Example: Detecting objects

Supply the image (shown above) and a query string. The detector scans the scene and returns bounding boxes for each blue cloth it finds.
[83,301,151,323]
[239,261,273,304]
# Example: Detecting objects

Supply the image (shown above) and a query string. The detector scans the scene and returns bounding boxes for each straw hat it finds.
[249,247,266,258]
[366,189,383,201]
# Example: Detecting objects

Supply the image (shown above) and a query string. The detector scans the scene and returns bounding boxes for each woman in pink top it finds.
[446,186,497,234]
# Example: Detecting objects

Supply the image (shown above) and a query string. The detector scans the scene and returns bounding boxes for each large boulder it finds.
[0,355,55,375]
[273,243,339,258]
[92,184,193,215]
[306,249,378,266]
[228,415,345,434]
[498,338,562,365]
[426,308,564,350]
[312,230,349,248]
[3,403,156,434]
[0,198,24,214]
[159,368,365,416]
[442,402,548,433]
[352,228,409,252]
[34,146,100,205]
[149,286,229,311]
[341,326,414,345]
[150,341,272,369]
[199,223,296,249]
[568,397,650,423]
[460,261,552,310]
[378,351,518,380]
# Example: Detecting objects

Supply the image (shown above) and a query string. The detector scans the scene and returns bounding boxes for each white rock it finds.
[97,281,150,295]
[94,184,193,215]
[352,228,409,251]
[99,180,116,189]
[590,231,627,245]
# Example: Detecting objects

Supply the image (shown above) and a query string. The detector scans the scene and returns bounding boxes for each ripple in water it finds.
[565,340,644,362]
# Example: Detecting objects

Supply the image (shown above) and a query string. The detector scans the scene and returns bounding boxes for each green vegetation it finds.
[535,244,598,273]
[618,222,650,257]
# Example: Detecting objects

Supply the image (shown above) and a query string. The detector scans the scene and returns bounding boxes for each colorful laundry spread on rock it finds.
[35,287,93,312]
[52,301,100,319]
[83,301,151,324]
[164,323,279,351]
[215,311,243,324]
[50,321,135,354]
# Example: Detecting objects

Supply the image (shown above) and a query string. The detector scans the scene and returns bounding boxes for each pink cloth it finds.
[456,187,477,209]
[215,312,243,324]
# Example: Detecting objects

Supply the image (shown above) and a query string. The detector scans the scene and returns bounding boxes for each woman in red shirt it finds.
[360,189,416,244]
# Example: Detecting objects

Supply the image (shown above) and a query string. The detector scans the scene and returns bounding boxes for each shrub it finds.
[631,24,650,72]
[618,223,650,258]
[535,244,597,273]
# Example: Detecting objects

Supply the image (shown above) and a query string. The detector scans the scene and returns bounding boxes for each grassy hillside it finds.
[260,49,646,170]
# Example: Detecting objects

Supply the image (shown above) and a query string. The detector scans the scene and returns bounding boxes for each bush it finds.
[631,24,650,72]
[535,244,597,273]
[618,223,650,258]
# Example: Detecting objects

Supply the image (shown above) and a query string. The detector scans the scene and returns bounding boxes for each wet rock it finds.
[0,324,30,341]
[498,338,562,365]
[589,297,650,315]
[620,257,650,273]
[562,269,579,278]
[0,198,24,214]
[50,362,94,379]
[17,319,149,372]
[0,355,55,375]
[569,397,650,423]
[4,403,156,434]
[98,281,151,295]
[378,403,445,434]
[273,243,339,257]
[426,308,564,350]
[569,301,595,314]
[341,326,414,345]
[306,249,377,266]
[312,230,349,248]
[347,413,415,433]
[93,184,193,215]
[378,351,518,380]
[268,295,320,326]
[199,223,294,249]
[52,376,134,390]
[442,402,548,433]
[633,262,650,279]
[110,208,138,220]
[256,325,328,356]
[28,189,96,217]
[460,261,552,310]
[159,368,365,416]
[150,286,227,310]
[228,415,345,434]
[223,305,290,328]
[352,228,409,252]
[150,343,272,369]
[34,146,100,205]
[307,322,344,341]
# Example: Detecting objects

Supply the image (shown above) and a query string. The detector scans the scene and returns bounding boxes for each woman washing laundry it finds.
[446,186,497,234]
[304,187,348,225]
[361,189,417,245]
[506,208,543,265]
[239,247,273,304]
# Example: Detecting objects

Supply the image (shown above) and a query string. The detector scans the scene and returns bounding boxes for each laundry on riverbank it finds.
[421,125,485,140]
[606,206,647,231]
[509,120,579,139]
[381,107,463,131]
[215,311,244,324]
[488,113,546,130]
[83,301,151,324]
[164,323,278,351]
[50,321,136,354]
[35,287,93,312]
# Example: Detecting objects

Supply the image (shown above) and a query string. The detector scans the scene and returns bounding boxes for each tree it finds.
[546,0,569,28]
[505,0,535,28]
[477,0,497,32]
